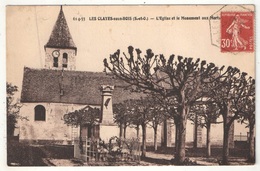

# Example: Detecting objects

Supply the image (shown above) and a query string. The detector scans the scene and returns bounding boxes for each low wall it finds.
[19,139,73,145]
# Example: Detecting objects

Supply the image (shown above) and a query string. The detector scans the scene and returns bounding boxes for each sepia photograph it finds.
[5,4,255,167]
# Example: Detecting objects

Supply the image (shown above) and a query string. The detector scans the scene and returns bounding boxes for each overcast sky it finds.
[6,5,255,96]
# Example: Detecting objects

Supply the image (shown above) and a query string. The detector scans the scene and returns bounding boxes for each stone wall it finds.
[19,102,245,146]
[45,47,76,70]
[19,103,95,143]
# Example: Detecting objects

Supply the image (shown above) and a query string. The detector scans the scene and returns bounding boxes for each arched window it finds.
[34,105,46,121]
[62,53,68,68]
[53,57,58,67]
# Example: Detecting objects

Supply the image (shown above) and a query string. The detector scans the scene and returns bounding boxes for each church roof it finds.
[45,7,77,50]
[21,67,141,105]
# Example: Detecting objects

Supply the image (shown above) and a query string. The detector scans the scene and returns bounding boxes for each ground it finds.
[7,139,253,166]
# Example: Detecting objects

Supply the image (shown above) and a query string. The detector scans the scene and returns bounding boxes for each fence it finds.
[234,133,249,142]
[74,136,141,163]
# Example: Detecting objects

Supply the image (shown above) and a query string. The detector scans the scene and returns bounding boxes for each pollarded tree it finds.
[104,46,223,164]
[190,101,221,157]
[126,100,142,139]
[63,106,101,153]
[149,109,165,151]
[208,68,254,164]
[125,98,151,157]
[113,103,130,138]
[156,96,180,152]
[145,96,166,151]
[233,77,255,162]
[129,113,142,139]
[126,95,167,152]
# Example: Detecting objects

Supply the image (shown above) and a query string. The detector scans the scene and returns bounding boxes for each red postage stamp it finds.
[221,12,254,52]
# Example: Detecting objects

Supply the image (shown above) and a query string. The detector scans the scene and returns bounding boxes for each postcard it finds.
[6,5,255,167]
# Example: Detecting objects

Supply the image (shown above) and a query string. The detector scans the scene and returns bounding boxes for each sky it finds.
[6,5,255,96]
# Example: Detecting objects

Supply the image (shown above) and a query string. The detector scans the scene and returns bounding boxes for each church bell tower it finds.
[44,6,77,70]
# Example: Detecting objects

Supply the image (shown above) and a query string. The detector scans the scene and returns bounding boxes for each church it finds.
[19,6,236,147]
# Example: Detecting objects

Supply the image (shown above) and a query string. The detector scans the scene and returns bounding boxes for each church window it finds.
[35,105,46,121]
[53,57,58,67]
[62,53,68,68]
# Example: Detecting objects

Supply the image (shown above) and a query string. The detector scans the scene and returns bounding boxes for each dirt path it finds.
[8,141,252,166]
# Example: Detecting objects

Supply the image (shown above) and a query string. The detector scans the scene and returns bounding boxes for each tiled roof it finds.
[45,7,76,50]
[21,67,141,105]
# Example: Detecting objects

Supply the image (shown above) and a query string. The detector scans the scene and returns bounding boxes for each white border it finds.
[1,1,258,171]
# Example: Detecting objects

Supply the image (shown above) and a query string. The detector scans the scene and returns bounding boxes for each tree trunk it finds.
[193,113,198,149]
[175,122,180,157]
[175,104,189,164]
[162,119,167,147]
[79,125,83,154]
[119,123,123,138]
[123,123,127,139]
[136,125,140,139]
[154,125,158,151]
[176,117,187,164]
[91,126,94,137]
[141,124,147,157]
[222,103,232,165]
[248,123,255,162]
[206,122,211,157]
[222,123,230,165]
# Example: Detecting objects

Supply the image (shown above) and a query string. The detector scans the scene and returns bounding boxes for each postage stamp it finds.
[221,12,254,52]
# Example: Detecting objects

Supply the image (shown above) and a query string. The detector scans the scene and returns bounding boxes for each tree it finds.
[124,98,151,157]
[113,103,124,138]
[189,105,202,149]
[125,100,142,139]
[209,68,254,164]
[190,101,221,157]
[104,46,222,164]
[6,83,22,136]
[233,78,255,162]
[157,96,179,152]
[146,96,166,151]
[63,106,101,153]
[113,103,130,138]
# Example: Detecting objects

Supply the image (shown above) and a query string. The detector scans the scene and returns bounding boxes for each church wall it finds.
[19,103,96,144]
[18,102,247,146]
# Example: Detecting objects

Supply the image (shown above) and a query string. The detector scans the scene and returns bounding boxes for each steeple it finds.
[45,6,76,50]
[44,6,77,70]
